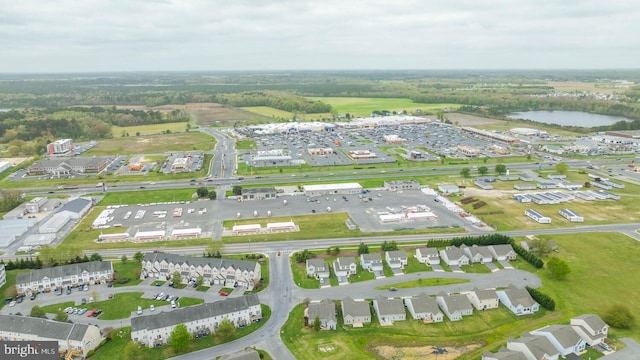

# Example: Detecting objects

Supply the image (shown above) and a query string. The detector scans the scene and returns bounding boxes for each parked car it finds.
[93,310,102,317]
[30,293,37,301]
[219,291,229,296]
[150,305,155,311]
[137,306,142,315]
[9,301,16,307]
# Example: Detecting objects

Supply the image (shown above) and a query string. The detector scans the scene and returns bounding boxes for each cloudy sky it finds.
[1,0,638,73]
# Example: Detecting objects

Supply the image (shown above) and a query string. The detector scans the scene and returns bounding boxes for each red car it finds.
[86,310,96,317]
[219,291,228,296]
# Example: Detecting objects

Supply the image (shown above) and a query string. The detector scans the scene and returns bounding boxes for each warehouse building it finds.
[303,183,363,197]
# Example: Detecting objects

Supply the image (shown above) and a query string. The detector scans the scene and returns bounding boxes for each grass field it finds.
[241,106,332,121]
[184,102,270,126]
[283,232,639,359]
[236,139,256,150]
[111,122,189,137]
[308,97,460,117]
[84,132,215,156]
[98,188,201,205]
[375,278,470,290]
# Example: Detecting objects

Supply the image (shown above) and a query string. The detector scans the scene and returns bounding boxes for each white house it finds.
[385,250,408,267]
[507,334,560,360]
[141,253,261,290]
[570,314,609,346]
[530,325,586,356]
[306,299,337,330]
[306,259,329,279]
[373,296,406,326]
[360,254,384,278]
[341,297,371,326]
[0,314,102,358]
[333,257,357,278]
[131,294,261,347]
[489,244,517,261]
[436,293,474,321]
[404,293,443,323]
[461,244,494,263]
[525,209,551,224]
[559,208,584,223]
[16,261,113,295]
[439,247,470,266]
[414,247,440,265]
[464,288,499,311]
[497,285,540,316]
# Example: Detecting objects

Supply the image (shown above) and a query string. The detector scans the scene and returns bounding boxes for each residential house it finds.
[461,244,494,263]
[489,244,517,261]
[341,297,371,326]
[385,250,408,275]
[141,253,261,290]
[507,334,560,360]
[436,293,474,321]
[414,247,440,265]
[531,325,586,356]
[465,288,499,311]
[131,294,261,347]
[333,257,357,278]
[439,246,470,266]
[360,254,384,277]
[404,293,443,323]
[0,314,102,358]
[306,259,330,286]
[482,347,528,360]
[373,296,406,325]
[306,299,337,330]
[497,285,540,316]
[570,314,609,346]
[16,261,113,295]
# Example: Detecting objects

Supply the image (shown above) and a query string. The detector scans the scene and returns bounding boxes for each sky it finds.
[1,0,639,73]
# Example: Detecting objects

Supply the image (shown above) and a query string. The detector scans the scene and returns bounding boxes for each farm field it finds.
[241,106,332,121]
[308,97,460,116]
[110,122,189,137]
[84,132,215,155]
[183,102,269,126]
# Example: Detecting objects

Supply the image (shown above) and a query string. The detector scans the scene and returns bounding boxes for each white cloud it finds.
[0,0,638,72]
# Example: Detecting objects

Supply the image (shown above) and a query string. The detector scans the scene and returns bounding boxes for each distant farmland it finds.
[110,122,188,137]
[308,97,460,116]
[242,106,333,121]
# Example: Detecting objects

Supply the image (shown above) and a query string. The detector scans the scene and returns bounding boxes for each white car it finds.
[150,305,155,311]
[137,306,142,315]
[9,301,16,307]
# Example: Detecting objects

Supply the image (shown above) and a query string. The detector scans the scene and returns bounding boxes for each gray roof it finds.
[308,299,336,323]
[374,296,405,316]
[535,324,582,348]
[32,157,108,169]
[361,253,382,263]
[407,293,441,315]
[509,334,559,359]
[143,252,258,273]
[469,245,493,258]
[439,293,473,312]
[0,314,95,341]
[220,349,261,360]
[443,247,466,260]
[306,259,327,271]
[572,314,607,332]
[16,261,112,285]
[472,288,498,301]
[386,250,407,259]
[490,244,516,256]
[335,257,355,268]
[241,187,276,194]
[482,347,528,360]
[342,297,371,318]
[501,286,538,308]
[58,197,91,214]
[131,294,260,332]
[416,247,439,257]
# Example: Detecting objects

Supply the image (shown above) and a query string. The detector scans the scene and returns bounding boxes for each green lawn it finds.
[85,132,215,156]
[111,122,190,137]
[113,261,143,287]
[375,278,470,290]
[40,292,204,320]
[291,258,320,289]
[235,139,256,150]
[308,97,460,117]
[98,188,199,206]
[0,269,30,311]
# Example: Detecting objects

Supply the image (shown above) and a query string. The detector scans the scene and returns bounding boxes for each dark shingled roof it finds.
[131,294,260,332]
[16,261,112,285]
[143,252,258,273]
[0,314,95,341]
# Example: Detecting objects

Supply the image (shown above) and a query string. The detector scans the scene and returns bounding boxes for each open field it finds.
[111,122,189,137]
[182,103,269,126]
[375,278,470,290]
[98,188,201,205]
[547,81,632,94]
[85,132,215,155]
[308,97,460,116]
[241,106,332,121]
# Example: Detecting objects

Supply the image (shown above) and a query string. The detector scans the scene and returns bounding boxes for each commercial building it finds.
[0,161,10,173]
[384,180,420,191]
[47,139,74,156]
[16,261,113,294]
[131,294,261,348]
[25,197,48,213]
[302,183,363,197]
[0,218,38,248]
[241,187,277,201]
[28,157,109,176]
[0,314,102,358]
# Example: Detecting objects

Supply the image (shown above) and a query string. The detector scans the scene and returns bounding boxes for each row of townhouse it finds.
[0,264,6,288]
[140,252,261,290]
[437,244,517,266]
[483,314,609,360]
[131,294,262,348]
[0,314,102,358]
[310,286,541,330]
[15,261,113,295]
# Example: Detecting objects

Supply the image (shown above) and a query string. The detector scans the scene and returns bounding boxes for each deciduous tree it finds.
[170,324,191,352]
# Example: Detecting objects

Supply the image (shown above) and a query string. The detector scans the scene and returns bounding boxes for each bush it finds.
[604,304,635,329]
[87,350,94,357]
[526,286,555,310]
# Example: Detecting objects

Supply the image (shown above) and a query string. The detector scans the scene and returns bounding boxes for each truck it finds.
[283,199,288,206]
[58,185,79,190]
[96,182,104,188]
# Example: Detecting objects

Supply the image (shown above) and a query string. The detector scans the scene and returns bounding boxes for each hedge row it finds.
[526,286,556,310]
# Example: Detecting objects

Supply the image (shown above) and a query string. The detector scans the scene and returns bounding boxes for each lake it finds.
[507,111,632,127]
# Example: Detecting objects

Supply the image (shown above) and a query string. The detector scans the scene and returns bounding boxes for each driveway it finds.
[485,262,499,272]
[499,260,514,269]
[449,265,463,273]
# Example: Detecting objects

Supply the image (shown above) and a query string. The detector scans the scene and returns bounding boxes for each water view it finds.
[507,110,632,127]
